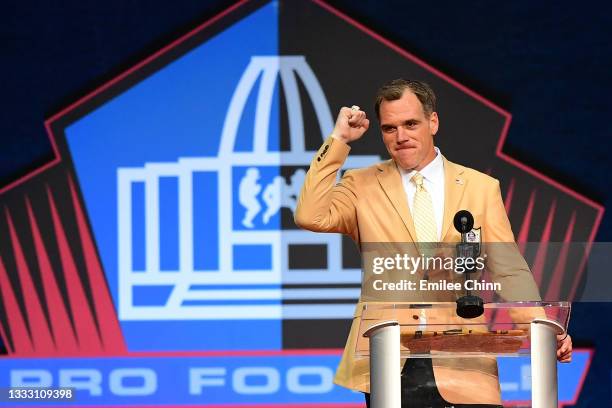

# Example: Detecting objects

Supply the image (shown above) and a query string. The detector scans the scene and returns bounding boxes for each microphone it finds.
[453,210,484,318]
[453,209,473,235]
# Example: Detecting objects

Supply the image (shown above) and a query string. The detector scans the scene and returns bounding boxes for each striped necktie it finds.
[411,172,438,244]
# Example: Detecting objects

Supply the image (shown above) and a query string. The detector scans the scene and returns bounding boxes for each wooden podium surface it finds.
[355,301,569,358]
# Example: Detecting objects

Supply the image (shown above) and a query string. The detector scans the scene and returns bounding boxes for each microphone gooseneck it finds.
[453,210,484,319]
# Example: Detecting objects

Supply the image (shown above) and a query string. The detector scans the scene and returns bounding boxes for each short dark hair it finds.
[374,79,437,120]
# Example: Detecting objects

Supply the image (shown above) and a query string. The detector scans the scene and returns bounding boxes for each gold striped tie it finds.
[411,172,438,245]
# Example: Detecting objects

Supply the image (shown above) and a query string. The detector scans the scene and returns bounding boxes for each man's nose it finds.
[397,126,409,143]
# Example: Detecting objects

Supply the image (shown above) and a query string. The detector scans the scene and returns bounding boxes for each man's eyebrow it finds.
[380,119,421,128]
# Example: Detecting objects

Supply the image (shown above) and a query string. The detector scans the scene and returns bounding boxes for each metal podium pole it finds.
[531,318,564,408]
[363,321,401,408]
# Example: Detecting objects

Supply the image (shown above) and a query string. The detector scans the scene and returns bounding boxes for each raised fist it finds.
[331,105,370,144]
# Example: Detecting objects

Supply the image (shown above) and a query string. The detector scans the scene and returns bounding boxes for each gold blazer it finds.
[295,136,542,405]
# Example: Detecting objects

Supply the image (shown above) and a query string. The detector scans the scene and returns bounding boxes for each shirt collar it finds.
[399,147,444,184]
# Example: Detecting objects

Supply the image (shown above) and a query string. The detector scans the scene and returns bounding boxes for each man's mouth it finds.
[396,145,416,151]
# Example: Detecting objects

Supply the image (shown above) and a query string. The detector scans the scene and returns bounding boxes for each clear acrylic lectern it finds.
[356,301,570,408]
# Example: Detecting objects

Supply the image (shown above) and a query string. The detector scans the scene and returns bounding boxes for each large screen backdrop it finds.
[0,0,598,406]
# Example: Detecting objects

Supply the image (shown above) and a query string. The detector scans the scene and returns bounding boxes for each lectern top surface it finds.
[354,301,570,358]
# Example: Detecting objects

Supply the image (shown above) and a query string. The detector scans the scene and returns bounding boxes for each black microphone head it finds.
[453,210,474,233]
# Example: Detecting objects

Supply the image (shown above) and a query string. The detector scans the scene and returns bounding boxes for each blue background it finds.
[0,353,592,406]
[61,2,282,352]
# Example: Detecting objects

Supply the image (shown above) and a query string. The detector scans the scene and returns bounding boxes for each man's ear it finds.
[430,112,439,135]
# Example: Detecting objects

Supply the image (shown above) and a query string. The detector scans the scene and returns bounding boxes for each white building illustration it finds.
[117,56,380,320]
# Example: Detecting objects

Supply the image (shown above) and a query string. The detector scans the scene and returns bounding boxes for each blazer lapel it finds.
[376,160,418,242]
[441,157,467,241]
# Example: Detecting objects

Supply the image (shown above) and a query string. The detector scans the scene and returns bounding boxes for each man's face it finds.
[379,90,439,171]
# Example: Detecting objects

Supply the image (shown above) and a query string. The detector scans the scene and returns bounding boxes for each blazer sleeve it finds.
[294,136,359,241]
[483,179,542,302]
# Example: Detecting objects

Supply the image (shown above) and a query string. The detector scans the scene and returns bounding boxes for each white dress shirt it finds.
[399,147,445,241]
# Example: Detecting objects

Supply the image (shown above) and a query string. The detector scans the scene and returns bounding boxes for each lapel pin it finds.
[455,178,464,185]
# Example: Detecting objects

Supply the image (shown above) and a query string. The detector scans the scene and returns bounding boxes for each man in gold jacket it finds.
[294,79,572,407]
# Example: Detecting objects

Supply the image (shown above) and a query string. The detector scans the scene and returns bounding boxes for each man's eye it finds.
[382,127,396,133]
